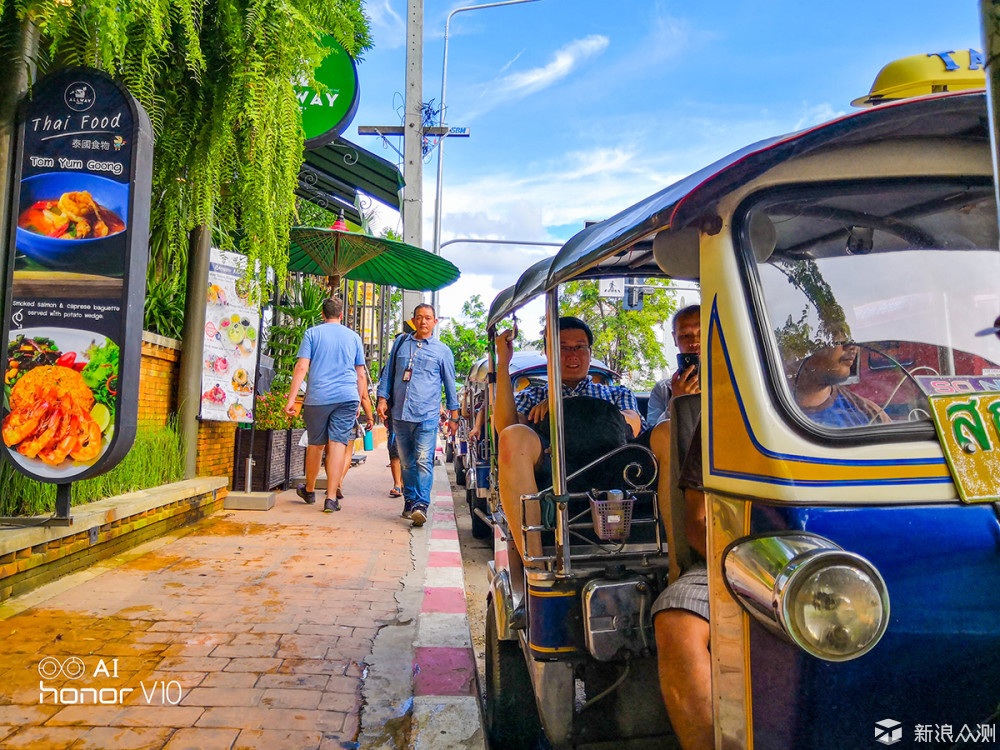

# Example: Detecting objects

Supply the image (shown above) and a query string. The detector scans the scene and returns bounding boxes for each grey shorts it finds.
[302,401,359,445]
[652,562,709,622]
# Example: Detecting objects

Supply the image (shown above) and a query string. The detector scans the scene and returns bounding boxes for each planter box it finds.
[232,429,306,492]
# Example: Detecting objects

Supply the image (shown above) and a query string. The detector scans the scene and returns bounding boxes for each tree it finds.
[0,0,372,299]
[440,295,490,378]
[558,279,677,389]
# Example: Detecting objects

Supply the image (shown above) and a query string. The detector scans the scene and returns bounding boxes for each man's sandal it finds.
[389,487,402,498]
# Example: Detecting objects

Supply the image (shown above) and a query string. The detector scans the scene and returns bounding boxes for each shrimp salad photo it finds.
[2,328,117,475]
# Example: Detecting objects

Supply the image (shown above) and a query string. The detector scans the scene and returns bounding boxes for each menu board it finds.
[1,68,152,483]
[200,248,261,422]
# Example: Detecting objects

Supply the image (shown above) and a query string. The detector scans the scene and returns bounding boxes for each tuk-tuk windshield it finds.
[744,179,1000,429]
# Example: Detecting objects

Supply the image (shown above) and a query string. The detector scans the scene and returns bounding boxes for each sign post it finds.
[0,68,153,522]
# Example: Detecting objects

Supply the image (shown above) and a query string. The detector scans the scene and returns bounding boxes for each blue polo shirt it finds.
[296,322,365,405]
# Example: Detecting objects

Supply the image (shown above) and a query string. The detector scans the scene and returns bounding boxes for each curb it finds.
[359,452,485,750]
[408,470,485,749]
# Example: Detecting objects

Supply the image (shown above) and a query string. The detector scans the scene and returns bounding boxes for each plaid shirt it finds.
[514,376,645,430]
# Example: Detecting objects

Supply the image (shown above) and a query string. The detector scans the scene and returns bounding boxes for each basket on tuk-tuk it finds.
[588,490,635,541]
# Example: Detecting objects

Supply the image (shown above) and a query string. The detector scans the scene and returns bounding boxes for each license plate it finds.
[929,392,1000,503]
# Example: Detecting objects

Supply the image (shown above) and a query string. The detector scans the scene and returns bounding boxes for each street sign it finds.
[599,278,625,298]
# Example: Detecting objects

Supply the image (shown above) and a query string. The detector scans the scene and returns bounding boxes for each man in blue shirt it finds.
[284,297,374,512]
[793,336,889,428]
[376,304,460,527]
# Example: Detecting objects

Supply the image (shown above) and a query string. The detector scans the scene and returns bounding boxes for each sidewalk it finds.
[0,443,484,750]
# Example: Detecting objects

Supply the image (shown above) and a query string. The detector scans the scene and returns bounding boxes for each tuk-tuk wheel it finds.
[445,441,455,463]
[485,598,545,749]
[470,491,490,540]
[455,454,466,485]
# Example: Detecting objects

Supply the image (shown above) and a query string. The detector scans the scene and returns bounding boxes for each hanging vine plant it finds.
[0,0,371,299]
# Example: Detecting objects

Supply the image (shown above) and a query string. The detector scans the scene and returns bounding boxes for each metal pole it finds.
[401,0,425,323]
[430,0,541,317]
[544,288,570,575]
[439,238,562,251]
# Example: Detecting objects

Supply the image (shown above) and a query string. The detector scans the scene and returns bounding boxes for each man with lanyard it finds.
[376,304,460,527]
[493,316,643,562]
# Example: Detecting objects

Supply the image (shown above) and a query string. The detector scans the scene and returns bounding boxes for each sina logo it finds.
[64,82,96,112]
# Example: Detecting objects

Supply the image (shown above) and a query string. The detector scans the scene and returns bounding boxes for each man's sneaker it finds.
[323,497,341,513]
[410,508,427,527]
[296,484,316,505]
[400,509,413,520]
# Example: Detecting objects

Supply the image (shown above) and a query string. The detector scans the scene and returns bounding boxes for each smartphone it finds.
[677,352,700,374]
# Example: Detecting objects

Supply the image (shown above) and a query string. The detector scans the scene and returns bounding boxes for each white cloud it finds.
[793,101,846,131]
[367,0,406,50]
[495,35,610,97]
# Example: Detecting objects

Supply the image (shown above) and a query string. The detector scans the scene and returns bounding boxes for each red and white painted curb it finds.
[409,487,484,747]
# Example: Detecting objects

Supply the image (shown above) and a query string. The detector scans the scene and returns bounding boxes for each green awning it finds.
[297,137,403,224]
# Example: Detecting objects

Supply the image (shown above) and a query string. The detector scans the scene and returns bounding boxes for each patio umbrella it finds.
[287,225,460,291]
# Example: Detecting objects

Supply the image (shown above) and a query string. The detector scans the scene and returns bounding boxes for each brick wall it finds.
[139,332,236,485]
[139,332,181,427]
[196,421,238,479]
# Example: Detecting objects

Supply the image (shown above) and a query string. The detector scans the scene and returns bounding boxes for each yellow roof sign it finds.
[852,49,985,107]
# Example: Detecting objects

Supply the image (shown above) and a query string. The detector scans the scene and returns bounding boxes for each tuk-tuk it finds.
[483,66,1000,749]
[462,349,622,541]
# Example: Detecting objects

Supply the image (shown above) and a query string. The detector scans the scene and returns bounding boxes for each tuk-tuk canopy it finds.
[487,254,555,330]
[542,90,988,292]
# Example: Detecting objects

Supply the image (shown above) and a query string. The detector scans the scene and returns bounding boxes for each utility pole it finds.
[400,0,424,322]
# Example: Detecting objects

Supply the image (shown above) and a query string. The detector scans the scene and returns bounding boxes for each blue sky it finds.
[348,0,983,323]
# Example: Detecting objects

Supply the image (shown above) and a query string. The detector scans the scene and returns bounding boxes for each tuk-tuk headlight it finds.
[724,534,889,662]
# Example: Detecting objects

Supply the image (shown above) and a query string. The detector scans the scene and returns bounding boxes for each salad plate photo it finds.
[3,327,118,478]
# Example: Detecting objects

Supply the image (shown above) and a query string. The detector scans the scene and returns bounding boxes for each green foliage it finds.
[253,387,303,430]
[144,271,186,339]
[0,421,185,517]
[266,274,327,389]
[773,259,847,360]
[440,295,490,377]
[0,0,372,299]
[558,280,677,389]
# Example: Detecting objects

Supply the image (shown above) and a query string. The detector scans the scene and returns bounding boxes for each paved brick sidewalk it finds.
[0,443,477,750]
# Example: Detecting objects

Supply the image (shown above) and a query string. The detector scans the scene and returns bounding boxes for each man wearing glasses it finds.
[493,316,643,563]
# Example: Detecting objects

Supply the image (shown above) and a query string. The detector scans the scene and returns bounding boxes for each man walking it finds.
[376,304,459,527]
[285,297,374,512]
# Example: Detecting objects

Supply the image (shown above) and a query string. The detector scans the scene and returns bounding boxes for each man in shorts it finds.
[652,420,711,750]
[285,297,374,512]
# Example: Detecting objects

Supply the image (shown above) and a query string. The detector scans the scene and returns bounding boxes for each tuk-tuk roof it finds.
[486,285,516,331]
[467,355,490,384]
[543,90,988,291]
[487,254,555,329]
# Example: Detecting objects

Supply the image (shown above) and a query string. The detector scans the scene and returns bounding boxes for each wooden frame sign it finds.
[1,68,153,486]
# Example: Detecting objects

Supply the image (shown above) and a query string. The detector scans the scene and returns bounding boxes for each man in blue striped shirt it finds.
[493,317,643,562]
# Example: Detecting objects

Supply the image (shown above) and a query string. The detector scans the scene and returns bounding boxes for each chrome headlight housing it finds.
[723,533,889,661]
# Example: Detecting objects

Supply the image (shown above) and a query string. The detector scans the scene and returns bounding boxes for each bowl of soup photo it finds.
[16,172,129,275]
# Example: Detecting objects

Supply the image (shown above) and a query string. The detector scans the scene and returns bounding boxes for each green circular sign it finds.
[297,36,360,148]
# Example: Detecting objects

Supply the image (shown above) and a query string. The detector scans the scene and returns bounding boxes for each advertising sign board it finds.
[296,36,360,149]
[201,248,261,422]
[1,68,153,484]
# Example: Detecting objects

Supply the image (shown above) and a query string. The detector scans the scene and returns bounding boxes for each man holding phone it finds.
[646,305,700,425]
